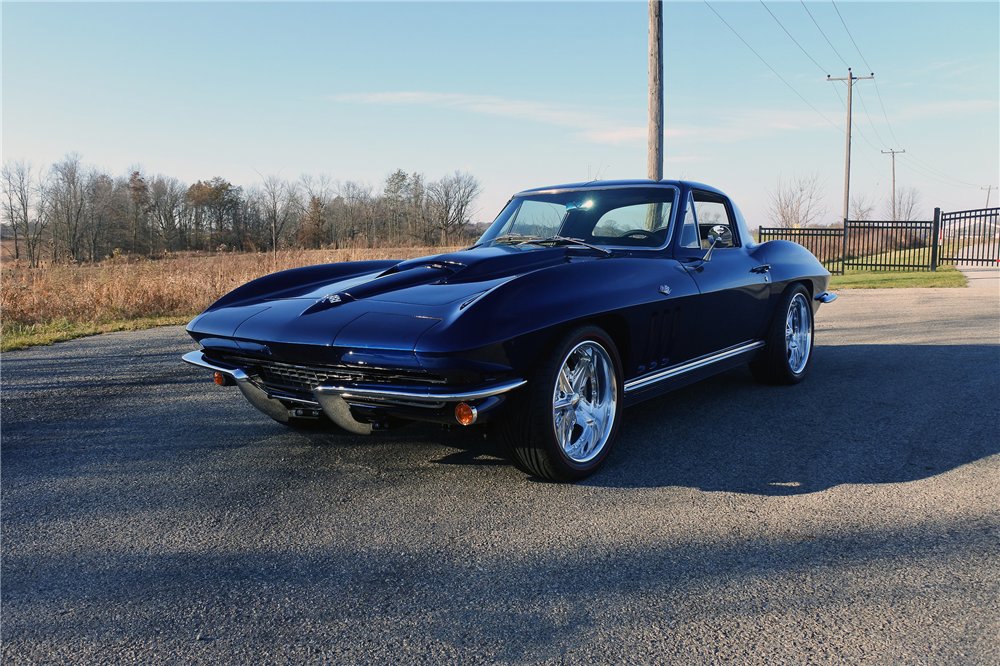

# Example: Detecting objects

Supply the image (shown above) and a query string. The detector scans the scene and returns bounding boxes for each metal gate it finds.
[936,208,999,266]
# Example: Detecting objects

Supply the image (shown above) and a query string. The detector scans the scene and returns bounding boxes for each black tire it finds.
[498,325,623,482]
[749,283,814,385]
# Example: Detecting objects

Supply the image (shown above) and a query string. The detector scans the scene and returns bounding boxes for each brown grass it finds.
[1,247,459,350]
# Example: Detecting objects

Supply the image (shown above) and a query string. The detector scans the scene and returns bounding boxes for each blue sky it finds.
[3,1,998,228]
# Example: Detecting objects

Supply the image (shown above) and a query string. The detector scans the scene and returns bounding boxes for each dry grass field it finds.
[1,241,968,352]
[0,247,459,351]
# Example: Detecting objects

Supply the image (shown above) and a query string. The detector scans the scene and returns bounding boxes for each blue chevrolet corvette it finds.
[184,180,835,481]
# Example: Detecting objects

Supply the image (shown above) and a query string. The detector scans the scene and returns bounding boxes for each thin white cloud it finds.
[331,91,652,145]
[330,91,844,146]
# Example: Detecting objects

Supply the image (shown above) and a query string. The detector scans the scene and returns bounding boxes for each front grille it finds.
[257,360,364,392]
[208,353,446,395]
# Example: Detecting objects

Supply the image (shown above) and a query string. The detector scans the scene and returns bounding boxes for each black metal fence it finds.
[844,220,936,271]
[759,206,1000,274]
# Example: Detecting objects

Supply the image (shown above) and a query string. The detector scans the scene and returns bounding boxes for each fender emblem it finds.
[319,294,342,304]
[658,285,671,295]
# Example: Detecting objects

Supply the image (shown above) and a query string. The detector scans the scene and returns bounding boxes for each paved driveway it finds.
[2,288,997,665]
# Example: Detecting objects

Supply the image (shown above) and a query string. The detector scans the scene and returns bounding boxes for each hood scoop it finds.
[301,264,456,315]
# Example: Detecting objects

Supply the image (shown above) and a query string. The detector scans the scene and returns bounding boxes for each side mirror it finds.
[707,225,733,247]
[702,225,733,262]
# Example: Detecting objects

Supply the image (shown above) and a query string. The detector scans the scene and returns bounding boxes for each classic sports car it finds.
[183,180,835,481]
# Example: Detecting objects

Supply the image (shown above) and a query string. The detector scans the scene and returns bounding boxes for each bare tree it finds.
[850,191,877,222]
[48,154,90,262]
[256,174,299,264]
[149,175,186,252]
[426,171,483,244]
[1,159,47,267]
[764,171,827,228]
[296,173,338,247]
[336,180,376,245]
[881,186,922,221]
[83,172,121,261]
[296,196,327,249]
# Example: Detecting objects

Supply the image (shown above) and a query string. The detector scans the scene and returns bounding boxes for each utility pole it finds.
[647,0,663,182]
[881,149,905,221]
[828,68,874,224]
[983,186,995,208]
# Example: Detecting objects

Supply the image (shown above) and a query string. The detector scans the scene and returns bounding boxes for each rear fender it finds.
[755,240,831,307]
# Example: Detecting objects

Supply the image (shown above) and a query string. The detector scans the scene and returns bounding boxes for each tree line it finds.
[1,154,485,267]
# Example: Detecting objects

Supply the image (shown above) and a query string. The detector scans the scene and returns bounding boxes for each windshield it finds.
[477,187,677,249]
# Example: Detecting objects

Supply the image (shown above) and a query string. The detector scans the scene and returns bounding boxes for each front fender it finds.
[202,260,400,312]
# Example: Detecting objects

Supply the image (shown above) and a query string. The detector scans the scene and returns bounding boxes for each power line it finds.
[703,1,841,131]
[758,0,828,76]
[853,85,890,149]
[895,154,984,189]
[830,84,885,173]
[900,152,984,188]
[800,1,849,68]
[871,79,903,148]
[831,1,874,73]
[827,0,984,191]
[709,0,989,197]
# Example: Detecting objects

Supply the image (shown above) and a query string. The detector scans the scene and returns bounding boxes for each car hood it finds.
[188,244,574,350]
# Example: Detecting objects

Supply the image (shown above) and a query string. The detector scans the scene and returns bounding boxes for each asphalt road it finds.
[2,288,998,665]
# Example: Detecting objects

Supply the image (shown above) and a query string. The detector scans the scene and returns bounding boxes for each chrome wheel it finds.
[552,340,619,464]
[785,292,812,375]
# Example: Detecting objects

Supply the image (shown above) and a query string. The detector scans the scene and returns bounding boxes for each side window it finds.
[693,192,736,249]
[679,193,701,248]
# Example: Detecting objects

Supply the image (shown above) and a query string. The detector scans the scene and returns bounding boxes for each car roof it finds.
[514,179,726,198]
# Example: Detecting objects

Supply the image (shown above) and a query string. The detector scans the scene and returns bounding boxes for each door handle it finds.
[750,264,771,274]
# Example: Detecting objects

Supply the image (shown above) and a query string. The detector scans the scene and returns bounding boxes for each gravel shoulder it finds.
[2,288,998,665]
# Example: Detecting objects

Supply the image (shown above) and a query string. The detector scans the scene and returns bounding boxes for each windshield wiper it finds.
[464,233,541,250]
[495,233,544,244]
[521,235,613,256]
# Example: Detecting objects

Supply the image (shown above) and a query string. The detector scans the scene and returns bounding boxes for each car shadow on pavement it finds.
[282,340,1000,494]
[582,343,999,494]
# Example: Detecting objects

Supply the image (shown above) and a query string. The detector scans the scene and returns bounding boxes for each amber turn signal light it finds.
[213,372,227,386]
[455,402,477,426]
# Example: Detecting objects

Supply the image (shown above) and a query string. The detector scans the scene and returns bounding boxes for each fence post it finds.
[840,218,848,275]
[930,207,940,271]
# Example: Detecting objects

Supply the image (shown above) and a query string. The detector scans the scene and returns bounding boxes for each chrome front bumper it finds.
[182,350,525,433]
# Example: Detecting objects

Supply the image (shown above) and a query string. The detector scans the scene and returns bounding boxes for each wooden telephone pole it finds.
[828,68,874,223]
[648,0,663,182]
[881,149,905,221]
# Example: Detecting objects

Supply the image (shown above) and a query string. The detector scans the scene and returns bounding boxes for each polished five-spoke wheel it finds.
[499,325,623,481]
[750,283,815,385]
[552,340,618,464]
[785,292,812,374]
